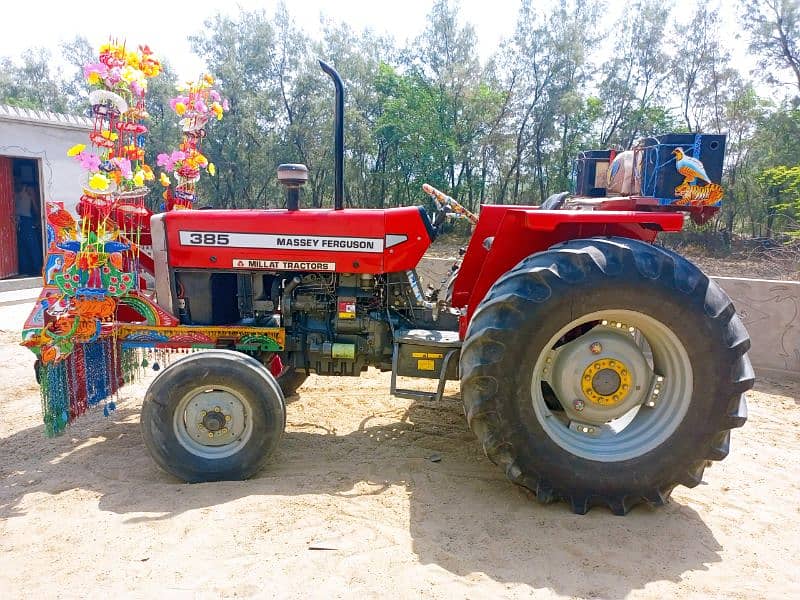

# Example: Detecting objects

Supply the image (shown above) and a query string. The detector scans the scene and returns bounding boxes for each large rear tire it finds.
[267,354,308,397]
[141,350,286,482]
[276,369,308,397]
[460,237,753,514]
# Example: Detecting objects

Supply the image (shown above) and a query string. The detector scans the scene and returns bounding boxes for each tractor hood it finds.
[153,206,435,275]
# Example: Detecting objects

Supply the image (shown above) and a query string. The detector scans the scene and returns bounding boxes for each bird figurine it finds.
[672,147,711,185]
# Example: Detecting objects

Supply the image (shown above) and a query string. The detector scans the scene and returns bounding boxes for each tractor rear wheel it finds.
[460,237,753,514]
[141,350,286,482]
[277,369,308,397]
[267,354,308,397]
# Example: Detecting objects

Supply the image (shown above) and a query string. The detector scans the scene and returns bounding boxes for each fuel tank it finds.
[158,206,435,274]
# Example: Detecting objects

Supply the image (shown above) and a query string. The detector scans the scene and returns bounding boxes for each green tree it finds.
[0,48,69,112]
[596,0,673,147]
[757,164,800,236]
[740,0,800,94]
[190,8,283,208]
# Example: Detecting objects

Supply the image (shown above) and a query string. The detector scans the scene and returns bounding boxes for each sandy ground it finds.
[2,300,800,598]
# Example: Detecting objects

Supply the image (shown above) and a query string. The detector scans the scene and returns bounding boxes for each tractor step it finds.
[390,329,461,402]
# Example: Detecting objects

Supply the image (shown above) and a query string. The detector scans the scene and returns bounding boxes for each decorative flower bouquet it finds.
[75,41,161,197]
[159,75,227,210]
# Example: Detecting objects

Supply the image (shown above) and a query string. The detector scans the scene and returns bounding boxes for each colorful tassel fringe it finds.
[38,338,135,436]
[36,343,190,436]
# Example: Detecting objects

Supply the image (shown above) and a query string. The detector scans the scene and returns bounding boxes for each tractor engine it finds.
[251,270,398,376]
[170,268,431,376]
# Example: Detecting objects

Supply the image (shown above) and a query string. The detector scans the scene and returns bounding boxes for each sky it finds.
[0,0,755,84]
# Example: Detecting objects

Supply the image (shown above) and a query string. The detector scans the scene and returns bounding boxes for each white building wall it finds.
[0,112,91,215]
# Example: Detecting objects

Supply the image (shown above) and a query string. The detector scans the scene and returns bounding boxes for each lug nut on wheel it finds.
[574,399,585,411]
[590,342,602,354]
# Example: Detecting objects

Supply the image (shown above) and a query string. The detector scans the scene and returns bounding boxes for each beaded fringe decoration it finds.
[37,343,191,436]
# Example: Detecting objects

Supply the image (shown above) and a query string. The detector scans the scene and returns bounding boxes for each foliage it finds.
[740,0,800,93]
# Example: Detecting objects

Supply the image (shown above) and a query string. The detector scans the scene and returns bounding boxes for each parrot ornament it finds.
[671,147,723,206]
[672,147,711,185]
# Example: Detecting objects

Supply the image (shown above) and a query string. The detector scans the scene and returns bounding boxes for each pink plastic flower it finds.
[194,98,208,114]
[77,151,101,172]
[156,153,172,169]
[130,80,143,96]
[105,67,122,85]
[209,90,221,102]
[156,150,187,172]
[170,96,189,111]
[113,157,133,179]
[83,62,108,84]
[222,99,230,111]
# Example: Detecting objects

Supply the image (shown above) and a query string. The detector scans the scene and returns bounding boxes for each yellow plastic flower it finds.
[67,143,86,157]
[195,152,208,167]
[121,66,137,83]
[101,130,119,142]
[125,51,140,69]
[175,102,187,116]
[160,172,171,187]
[204,74,215,85]
[211,102,224,120]
[87,72,100,85]
[88,173,110,191]
[208,163,216,176]
[142,164,155,181]
[133,169,145,187]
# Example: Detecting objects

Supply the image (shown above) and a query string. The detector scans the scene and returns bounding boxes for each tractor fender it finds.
[451,206,683,337]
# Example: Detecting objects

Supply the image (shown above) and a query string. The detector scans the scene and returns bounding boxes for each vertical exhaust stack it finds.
[318,59,344,210]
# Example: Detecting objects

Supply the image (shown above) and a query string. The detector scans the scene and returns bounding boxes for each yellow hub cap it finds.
[581,358,632,407]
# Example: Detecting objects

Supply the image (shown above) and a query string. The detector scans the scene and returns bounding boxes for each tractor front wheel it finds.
[141,350,286,482]
[460,237,753,514]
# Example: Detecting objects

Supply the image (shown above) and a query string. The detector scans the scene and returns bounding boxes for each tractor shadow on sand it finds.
[0,389,722,597]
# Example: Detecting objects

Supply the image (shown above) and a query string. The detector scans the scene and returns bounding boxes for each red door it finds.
[0,157,18,278]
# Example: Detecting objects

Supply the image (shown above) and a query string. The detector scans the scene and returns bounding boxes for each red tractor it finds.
[113,63,751,514]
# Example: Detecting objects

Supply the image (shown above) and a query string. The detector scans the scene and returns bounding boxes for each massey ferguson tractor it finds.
[27,62,753,515]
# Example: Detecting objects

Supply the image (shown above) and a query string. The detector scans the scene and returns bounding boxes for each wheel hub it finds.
[582,360,631,407]
[202,411,226,432]
[544,326,650,425]
[592,368,621,396]
[179,390,247,448]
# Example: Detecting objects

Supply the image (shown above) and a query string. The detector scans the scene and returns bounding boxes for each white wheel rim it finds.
[531,309,693,462]
[173,384,254,459]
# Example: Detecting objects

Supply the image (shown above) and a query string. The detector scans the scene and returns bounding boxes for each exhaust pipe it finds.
[318,59,344,210]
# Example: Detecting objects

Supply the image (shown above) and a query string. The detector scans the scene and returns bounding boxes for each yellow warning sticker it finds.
[417,359,435,371]
[411,352,443,359]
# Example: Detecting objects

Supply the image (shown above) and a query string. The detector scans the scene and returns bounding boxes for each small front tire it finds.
[141,350,286,482]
